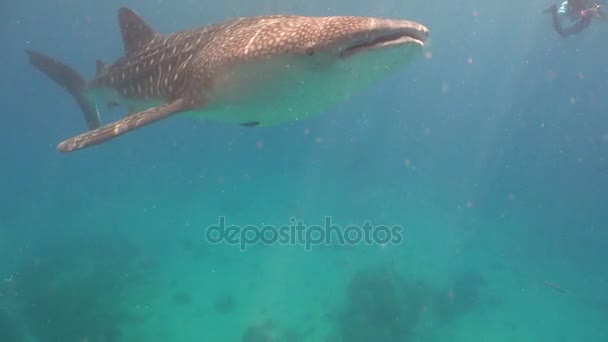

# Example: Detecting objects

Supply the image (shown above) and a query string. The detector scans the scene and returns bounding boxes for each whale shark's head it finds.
[215,15,429,65]
[203,16,429,125]
[303,16,429,59]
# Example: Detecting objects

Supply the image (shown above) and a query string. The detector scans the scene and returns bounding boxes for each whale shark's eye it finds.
[306,48,315,56]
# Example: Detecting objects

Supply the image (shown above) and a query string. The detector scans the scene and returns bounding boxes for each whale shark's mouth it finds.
[340,26,428,59]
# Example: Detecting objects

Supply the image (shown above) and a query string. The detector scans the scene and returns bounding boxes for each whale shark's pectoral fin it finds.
[57,97,200,152]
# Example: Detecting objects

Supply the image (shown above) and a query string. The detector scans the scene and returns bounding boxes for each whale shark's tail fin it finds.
[25,49,101,130]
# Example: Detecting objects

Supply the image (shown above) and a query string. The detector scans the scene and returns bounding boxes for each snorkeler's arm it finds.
[582,0,608,21]
[594,6,608,21]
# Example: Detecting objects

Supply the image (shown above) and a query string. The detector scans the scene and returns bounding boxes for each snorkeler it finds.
[544,0,602,37]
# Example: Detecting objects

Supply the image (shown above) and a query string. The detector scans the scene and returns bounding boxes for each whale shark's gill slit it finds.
[244,28,262,55]
[244,19,280,56]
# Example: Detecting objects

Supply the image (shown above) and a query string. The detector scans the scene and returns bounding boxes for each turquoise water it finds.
[2,1,608,341]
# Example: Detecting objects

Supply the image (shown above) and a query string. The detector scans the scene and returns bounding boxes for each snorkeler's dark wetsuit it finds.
[544,1,595,37]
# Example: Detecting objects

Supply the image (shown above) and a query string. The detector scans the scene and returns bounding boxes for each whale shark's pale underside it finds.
[26,7,429,152]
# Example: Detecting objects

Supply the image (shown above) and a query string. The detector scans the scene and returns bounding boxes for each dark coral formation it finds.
[172,291,192,306]
[239,265,488,342]
[242,320,276,342]
[214,293,237,314]
[434,271,485,323]
[336,265,430,342]
[241,319,311,342]
[5,233,150,342]
[329,264,487,341]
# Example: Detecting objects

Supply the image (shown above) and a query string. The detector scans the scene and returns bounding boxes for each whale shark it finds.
[26,7,429,152]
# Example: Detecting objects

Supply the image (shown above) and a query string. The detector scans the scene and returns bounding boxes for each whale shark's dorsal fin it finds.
[117,7,157,56]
